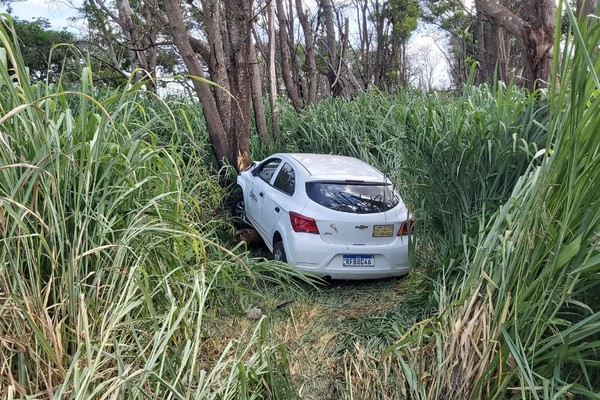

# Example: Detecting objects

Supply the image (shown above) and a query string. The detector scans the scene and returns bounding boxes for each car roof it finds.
[281,153,387,181]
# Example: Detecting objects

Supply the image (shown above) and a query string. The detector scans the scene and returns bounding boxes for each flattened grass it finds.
[237,276,414,400]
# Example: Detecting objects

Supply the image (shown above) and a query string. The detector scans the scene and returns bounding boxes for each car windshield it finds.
[306,181,400,214]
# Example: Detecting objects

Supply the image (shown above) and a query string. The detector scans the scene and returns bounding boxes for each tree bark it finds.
[321,0,344,96]
[287,0,305,101]
[475,0,555,89]
[373,0,386,88]
[521,0,555,88]
[200,0,232,135]
[268,0,281,137]
[223,0,252,171]
[249,38,269,144]
[276,0,303,110]
[164,0,229,165]
[295,0,318,104]
[355,0,371,88]
[480,18,505,82]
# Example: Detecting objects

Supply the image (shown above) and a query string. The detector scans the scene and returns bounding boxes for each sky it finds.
[3,0,82,30]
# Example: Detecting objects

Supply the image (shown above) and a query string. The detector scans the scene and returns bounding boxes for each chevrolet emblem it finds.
[355,224,369,230]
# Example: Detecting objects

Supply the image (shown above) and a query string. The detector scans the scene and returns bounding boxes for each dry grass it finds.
[217,276,413,400]
[193,273,413,399]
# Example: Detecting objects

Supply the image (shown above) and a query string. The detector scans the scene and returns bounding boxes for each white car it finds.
[234,153,413,280]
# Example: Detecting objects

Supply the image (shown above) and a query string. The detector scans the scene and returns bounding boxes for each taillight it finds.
[289,212,319,234]
[397,218,415,236]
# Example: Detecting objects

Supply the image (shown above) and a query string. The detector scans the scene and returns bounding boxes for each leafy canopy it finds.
[12,17,75,81]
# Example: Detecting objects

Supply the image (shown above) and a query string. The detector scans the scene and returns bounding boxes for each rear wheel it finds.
[273,241,287,262]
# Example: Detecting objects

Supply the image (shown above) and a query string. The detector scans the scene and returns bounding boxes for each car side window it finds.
[273,162,295,196]
[257,158,281,183]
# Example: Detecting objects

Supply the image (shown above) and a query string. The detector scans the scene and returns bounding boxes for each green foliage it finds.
[390,5,600,399]
[248,13,599,394]
[398,83,547,275]
[384,0,422,41]
[3,2,599,397]
[265,88,545,252]
[264,90,414,181]
[422,0,476,85]
[11,17,76,82]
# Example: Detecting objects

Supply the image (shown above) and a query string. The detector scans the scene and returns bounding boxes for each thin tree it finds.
[267,0,280,136]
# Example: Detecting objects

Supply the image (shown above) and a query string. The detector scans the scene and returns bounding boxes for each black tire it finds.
[229,185,251,228]
[273,241,287,262]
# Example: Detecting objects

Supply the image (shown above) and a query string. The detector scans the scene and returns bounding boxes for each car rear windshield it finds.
[306,182,400,214]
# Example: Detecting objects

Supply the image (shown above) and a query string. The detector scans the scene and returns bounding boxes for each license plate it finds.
[343,255,375,267]
[372,224,394,237]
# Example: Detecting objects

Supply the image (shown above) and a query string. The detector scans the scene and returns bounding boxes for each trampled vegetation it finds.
[1,6,600,400]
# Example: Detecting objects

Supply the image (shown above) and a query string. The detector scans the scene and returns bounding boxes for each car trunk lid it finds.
[303,180,405,245]
[315,213,397,245]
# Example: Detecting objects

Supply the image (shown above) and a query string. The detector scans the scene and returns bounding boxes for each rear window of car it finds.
[306,182,400,214]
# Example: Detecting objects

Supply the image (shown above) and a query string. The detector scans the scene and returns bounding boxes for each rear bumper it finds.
[284,232,411,280]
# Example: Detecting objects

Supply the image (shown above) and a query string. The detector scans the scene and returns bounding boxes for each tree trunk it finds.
[482,19,503,82]
[357,0,371,88]
[165,0,254,171]
[473,10,487,84]
[373,0,386,88]
[321,0,346,96]
[321,0,337,93]
[268,0,281,137]
[287,0,305,101]
[475,0,555,89]
[295,0,318,104]
[164,0,229,165]
[223,0,252,171]
[200,0,232,135]
[521,0,555,88]
[276,0,303,111]
[249,38,269,144]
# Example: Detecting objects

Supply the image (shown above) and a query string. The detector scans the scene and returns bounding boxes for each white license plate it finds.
[343,255,375,267]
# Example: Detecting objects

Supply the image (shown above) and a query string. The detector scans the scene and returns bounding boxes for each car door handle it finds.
[274,207,280,213]
[259,192,264,197]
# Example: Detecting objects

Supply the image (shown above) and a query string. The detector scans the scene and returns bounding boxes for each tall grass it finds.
[390,6,600,398]
[2,4,596,397]
[268,80,547,291]
[0,14,302,398]
[398,83,547,261]
[258,91,408,179]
